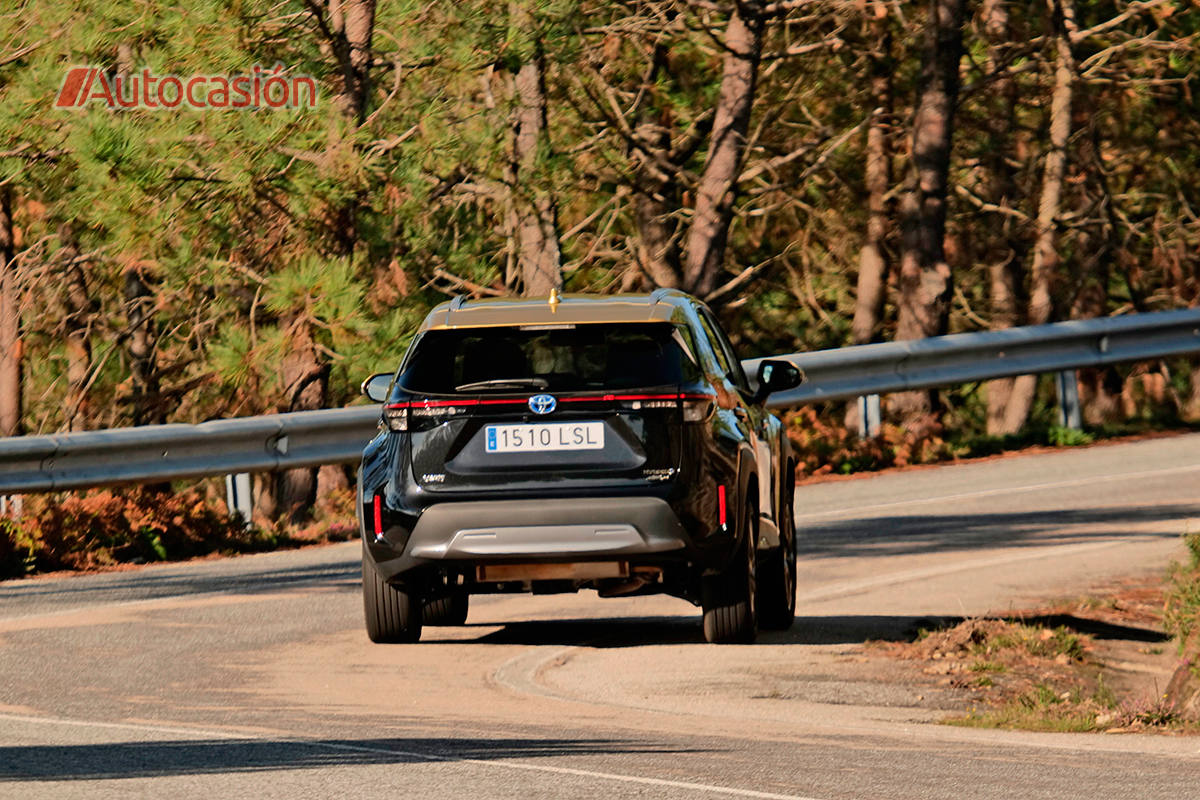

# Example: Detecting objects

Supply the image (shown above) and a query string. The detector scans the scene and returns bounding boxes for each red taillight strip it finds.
[560,393,676,402]
[561,392,712,403]
[718,485,727,529]
[414,398,478,408]
[372,495,383,538]
[388,398,527,408]
[389,392,715,408]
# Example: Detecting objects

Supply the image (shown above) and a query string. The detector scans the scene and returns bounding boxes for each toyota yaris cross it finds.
[357,290,802,644]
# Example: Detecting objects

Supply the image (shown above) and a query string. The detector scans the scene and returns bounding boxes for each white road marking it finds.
[0,589,241,624]
[795,538,1132,603]
[0,712,828,800]
[0,564,353,624]
[796,463,1200,521]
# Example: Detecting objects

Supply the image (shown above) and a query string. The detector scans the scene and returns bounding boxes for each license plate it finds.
[485,422,604,453]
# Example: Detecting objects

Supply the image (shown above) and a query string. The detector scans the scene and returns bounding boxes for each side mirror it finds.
[754,359,805,403]
[361,372,394,403]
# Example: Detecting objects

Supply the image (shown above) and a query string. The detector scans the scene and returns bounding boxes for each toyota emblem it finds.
[528,394,557,414]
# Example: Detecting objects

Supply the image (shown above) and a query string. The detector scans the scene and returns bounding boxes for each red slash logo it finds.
[54,67,97,108]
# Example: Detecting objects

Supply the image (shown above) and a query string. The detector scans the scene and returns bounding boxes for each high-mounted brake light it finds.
[718,485,727,530]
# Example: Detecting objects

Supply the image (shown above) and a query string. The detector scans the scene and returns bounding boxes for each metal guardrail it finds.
[748,308,1200,408]
[0,406,380,493]
[0,308,1198,494]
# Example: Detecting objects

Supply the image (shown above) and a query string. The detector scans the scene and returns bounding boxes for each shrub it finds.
[1,488,279,576]
[783,407,953,478]
[0,516,37,578]
[1163,532,1200,654]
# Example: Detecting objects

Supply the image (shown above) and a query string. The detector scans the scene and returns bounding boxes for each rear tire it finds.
[702,503,758,644]
[423,592,469,626]
[362,553,422,643]
[757,481,796,631]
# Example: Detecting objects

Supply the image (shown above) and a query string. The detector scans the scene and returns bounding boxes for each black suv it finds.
[357,290,802,643]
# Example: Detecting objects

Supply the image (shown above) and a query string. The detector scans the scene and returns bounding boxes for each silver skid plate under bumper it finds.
[405,496,689,560]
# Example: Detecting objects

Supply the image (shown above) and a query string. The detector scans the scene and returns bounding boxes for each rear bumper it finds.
[366,496,694,582]
[408,496,689,559]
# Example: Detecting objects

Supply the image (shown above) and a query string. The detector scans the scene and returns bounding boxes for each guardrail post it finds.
[225,473,253,527]
[1055,370,1082,430]
[857,394,882,438]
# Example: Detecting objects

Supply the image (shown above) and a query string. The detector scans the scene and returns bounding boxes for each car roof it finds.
[418,289,696,332]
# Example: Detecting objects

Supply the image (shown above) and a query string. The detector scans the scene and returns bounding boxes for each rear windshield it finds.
[397,323,701,395]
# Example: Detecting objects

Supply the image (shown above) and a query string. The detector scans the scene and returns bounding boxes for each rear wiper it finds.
[454,377,549,392]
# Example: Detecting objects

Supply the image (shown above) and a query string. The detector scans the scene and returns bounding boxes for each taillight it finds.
[372,495,383,538]
[386,399,483,431]
[408,398,480,431]
[681,393,715,422]
[556,391,715,420]
[718,484,727,530]
[384,402,409,432]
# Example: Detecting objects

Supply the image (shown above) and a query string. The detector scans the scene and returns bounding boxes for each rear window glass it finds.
[398,323,701,395]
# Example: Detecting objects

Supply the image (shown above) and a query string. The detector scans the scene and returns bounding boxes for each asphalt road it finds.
[2,433,1199,799]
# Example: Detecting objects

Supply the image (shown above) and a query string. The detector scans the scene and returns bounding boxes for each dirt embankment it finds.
[873,573,1199,733]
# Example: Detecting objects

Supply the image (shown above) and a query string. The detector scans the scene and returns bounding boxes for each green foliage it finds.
[0,517,38,578]
[1163,531,1200,655]
[1093,674,1118,710]
[1046,426,1095,448]
[986,625,1087,662]
[0,0,1194,505]
[951,693,1101,733]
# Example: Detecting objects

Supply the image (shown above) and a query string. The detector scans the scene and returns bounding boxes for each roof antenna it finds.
[548,287,561,311]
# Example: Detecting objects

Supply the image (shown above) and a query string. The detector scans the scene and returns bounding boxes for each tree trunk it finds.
[0,185,20,438]
[509,48,562,297]
[1184,364,1200,423]
[1071,120,1120,426]
[634,181,683,289]
[850,1,893,348]
[1073,259,1121,424]
[632,45,684,289]
[123,264,162,426]
[984,252,1024,435]
[845,1,893,434]
[275,317,329,523]
[981,0,1027,435]
[682,0,765,299]
[891,0,965,422]
[59,225,94,433]
[330,0,376,123]
[1002,0,1078,433]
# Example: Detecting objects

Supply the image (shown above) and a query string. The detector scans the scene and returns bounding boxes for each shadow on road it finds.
[0,560,361,606]
[798,503,1199,559]
[421,611,1171,649]
[771,614,1171,646]
[0,736,707,782]
[426,615,707,647]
